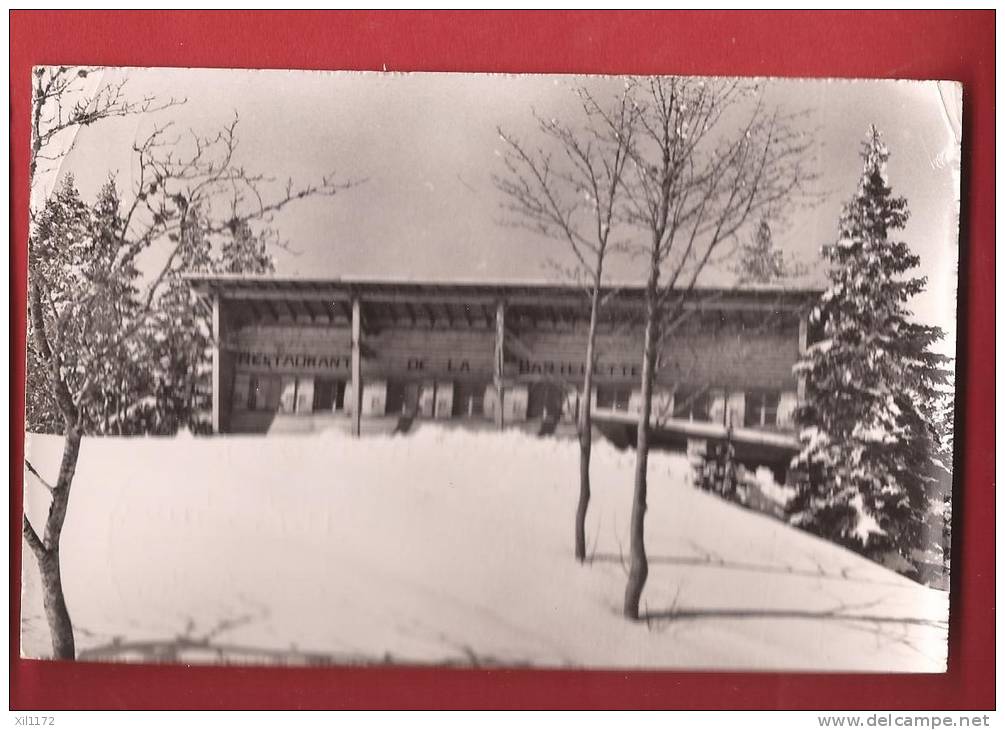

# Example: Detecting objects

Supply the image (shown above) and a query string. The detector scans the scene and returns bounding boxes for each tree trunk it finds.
[24,427,82,660]
[575,283,602,562]
[37,547,75,659]
[624,276,658,620]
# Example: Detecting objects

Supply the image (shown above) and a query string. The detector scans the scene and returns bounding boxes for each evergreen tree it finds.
[145,215,277,433]
[219,218,275,274]
[26,176,150,435]
[788,126,952,568]
[24,67,358,659]
[26,182,280,436]
[931,387,956,573]
[736,219,786,283]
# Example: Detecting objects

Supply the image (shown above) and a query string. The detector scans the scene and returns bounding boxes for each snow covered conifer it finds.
[788,127,951,568]
[146,216,278,433]
[27,176,151,435]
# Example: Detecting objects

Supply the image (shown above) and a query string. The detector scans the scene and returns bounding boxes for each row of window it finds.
[239,375,346,414]
[235,374,781,427]
[591,385,780,427]
[384,381,487,418]
[238,377,571,420]
[236,375,487,418]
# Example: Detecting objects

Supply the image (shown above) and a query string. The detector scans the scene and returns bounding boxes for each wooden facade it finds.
[186,274,819,442]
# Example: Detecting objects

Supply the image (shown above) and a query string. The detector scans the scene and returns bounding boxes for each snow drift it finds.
[20,426,948,670]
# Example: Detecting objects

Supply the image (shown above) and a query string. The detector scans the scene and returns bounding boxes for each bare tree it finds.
[494,86,636,562]
[615,77,815,620]
[23,66,359,658]
[28,66,183,194]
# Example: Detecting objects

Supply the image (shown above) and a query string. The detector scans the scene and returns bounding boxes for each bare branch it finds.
[28,68,364,434]
[22,515,47,558]
[24,460,55,495]
[30,66,184,189]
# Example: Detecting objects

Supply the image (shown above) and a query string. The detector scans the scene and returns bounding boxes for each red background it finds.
[9,10,995,710]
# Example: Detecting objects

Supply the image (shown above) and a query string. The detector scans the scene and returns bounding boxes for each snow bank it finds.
[750,466,796,508]
[20,426,948,670]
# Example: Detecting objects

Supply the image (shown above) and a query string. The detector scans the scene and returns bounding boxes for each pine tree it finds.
[24,67,358,659]
[219,218,275,274]
[736,219,786,283]
[26,176,150,435]
[26,181,280,437]
[146,215,277,433]
[789,127,952,568]
[931,387,956,574]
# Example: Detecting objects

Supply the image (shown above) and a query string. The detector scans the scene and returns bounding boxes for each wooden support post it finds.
[494,299,506,430]
[351,296,363,437]
[211,293,222,434]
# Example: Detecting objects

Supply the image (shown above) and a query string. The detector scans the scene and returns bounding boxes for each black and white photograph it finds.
[21,67,960,672]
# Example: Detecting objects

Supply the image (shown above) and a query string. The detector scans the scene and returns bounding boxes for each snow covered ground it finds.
[20,426,948,671]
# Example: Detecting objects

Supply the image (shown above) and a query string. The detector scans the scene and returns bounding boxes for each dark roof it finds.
[183,272,821,311]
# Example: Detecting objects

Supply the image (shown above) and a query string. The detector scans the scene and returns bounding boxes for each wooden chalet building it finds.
[186,274,820,465]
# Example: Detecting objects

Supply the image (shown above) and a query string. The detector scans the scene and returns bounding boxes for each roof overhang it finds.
[183,273,822,314]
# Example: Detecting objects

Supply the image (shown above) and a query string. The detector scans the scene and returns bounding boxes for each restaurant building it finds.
[186,274,818,453]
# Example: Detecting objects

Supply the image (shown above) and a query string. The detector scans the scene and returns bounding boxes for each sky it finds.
[45,68,961,358]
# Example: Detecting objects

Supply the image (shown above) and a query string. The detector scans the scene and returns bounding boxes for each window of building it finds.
[672,388,710,422]
[385,381,406,416]
[247,374,281,411]
[385,381,429,417]
[596,385,631,412]
[527,383,565,420]
[277,376,316,414]
[744,389,780,428]
[295,377,314,413]
[313,378,346,412]
[452,381,486,418]
[279,376,298,413]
